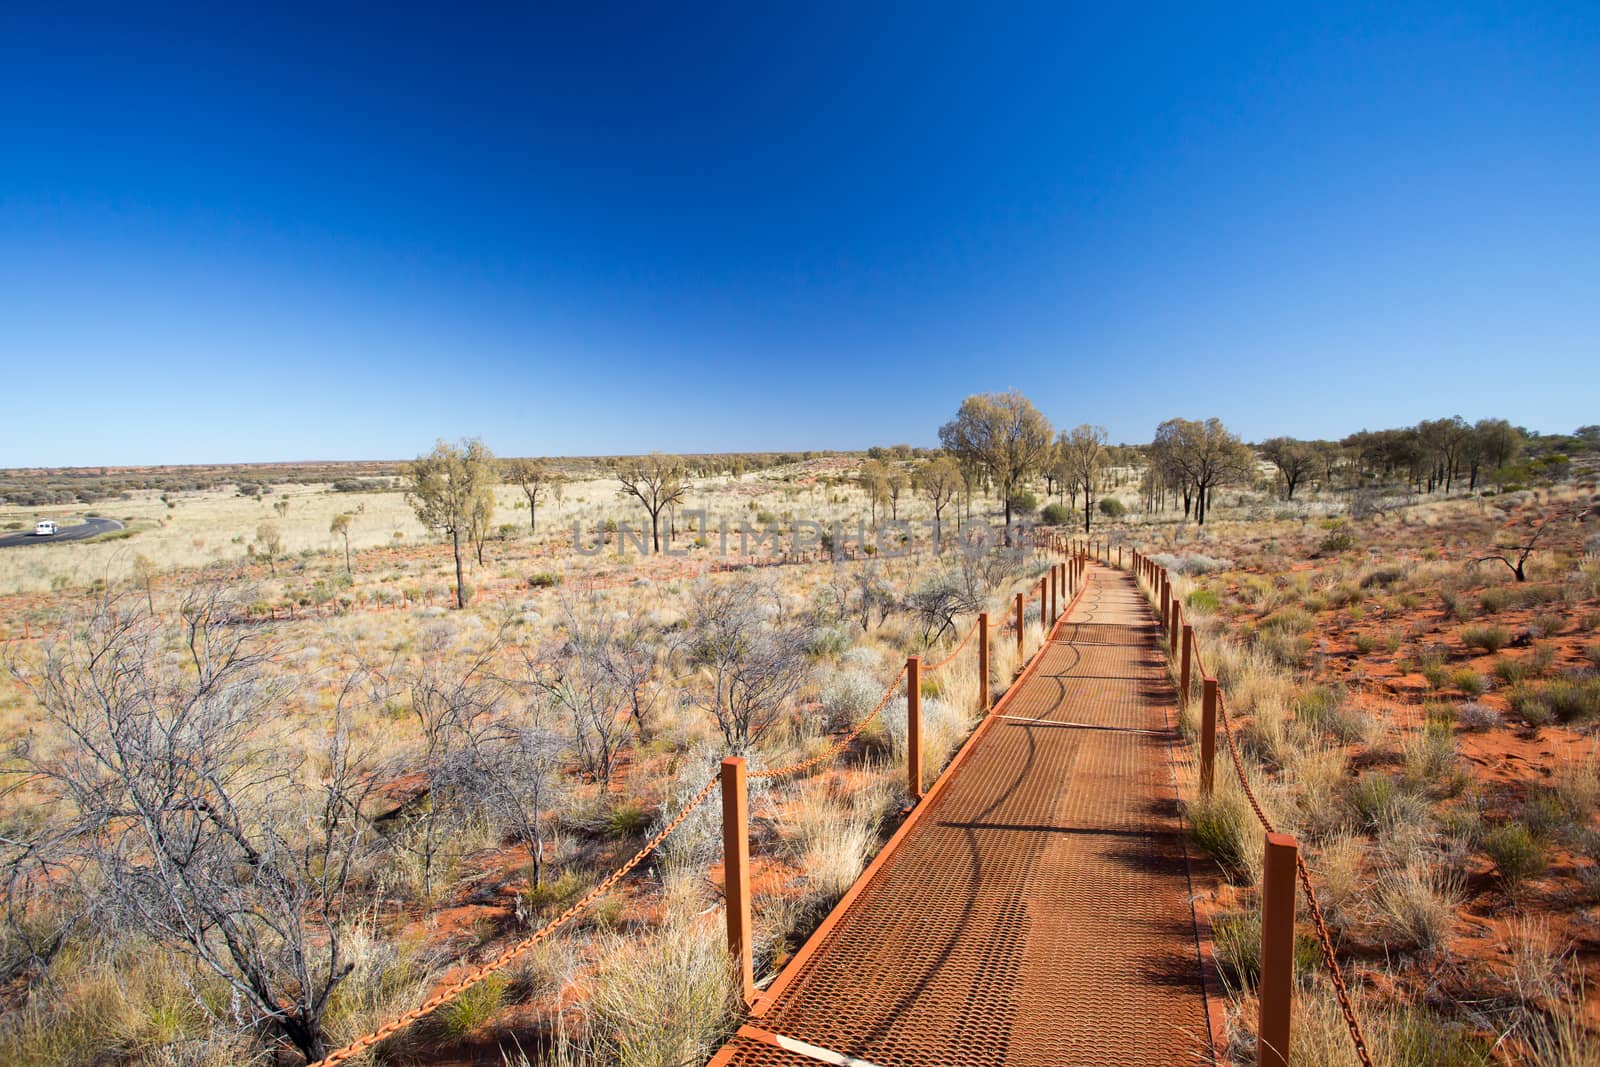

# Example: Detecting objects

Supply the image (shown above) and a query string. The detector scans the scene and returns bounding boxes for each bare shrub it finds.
[7,589,386,1063]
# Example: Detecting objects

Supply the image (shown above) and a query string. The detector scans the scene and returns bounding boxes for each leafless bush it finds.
[680,578,812,751]
[529,594,646,789]
[6,588,385,1063]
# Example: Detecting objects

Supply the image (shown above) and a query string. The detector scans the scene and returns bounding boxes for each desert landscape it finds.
[6,8,1598,1066]
[2,404,1598,1066]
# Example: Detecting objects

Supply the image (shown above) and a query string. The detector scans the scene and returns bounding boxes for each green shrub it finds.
[435,972,507,1037]
[1478,587,1515,614]
[1211,910,1317,989]
[1317,520,1355,553]
[604,801,652,839]
[1492,656,1534,685]
[1483,823,1547,893]
[1009,489,1038,517]
[1040,502,1071,525]
[1461,625,1511,653]
[1347,774,1399,829]
[523,870,586,914]
[1098,497,1126,517]
[1354,632,1378,654]
[1258,606,1313,635]
[1509,677,1600,725]
[528,571,562,588]
[1449,669,1487,696]
[1186,588,1220,613]
[1187,791,1251,882]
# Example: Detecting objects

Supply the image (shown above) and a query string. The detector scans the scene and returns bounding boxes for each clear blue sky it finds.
[2,4,1596,467]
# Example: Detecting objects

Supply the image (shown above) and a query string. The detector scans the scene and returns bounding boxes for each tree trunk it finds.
[452,527,467,607]
[342,534,351,576]
[650,509,661,553]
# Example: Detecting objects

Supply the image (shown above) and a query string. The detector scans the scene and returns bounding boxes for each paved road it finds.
[0,517,124,548]
[711,564,1213,1067]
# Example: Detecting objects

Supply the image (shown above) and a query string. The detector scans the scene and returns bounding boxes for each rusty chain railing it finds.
[1138,558,1374,1067]
[919,616,979,672]
[309,774,720,1066]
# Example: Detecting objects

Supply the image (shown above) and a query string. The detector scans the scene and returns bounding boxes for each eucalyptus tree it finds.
[938,390,1054,540]
[615,452,688,553]
[406,438,498,607]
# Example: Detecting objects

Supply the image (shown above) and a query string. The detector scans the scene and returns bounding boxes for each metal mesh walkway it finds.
[710,565,1213,1067]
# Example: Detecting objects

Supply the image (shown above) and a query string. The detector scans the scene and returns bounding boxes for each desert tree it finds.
[1259,436,1317,501]
[917,456,963,549]
[887,466,911,520]
[682,578,812,751]
[1417,416,1473,492]
[251,520,283,574]
[1059,424,1108,533]
[1151,418,1252,525]
[938,390,1054,541]
[859,458,891,528]
[329,512,353,575]
[1472,418,1522,491]
[406,437,498,608]
[466,485,496,566]
[1474,507,1571,583]
[615,453,688,553]
[504,458,565,534]
[7,588,384,1063]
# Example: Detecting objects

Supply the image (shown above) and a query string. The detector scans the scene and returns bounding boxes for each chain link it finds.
[748,667,905,782]
[920,618,978,672]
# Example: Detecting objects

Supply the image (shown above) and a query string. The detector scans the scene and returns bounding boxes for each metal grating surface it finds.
[711,566,1213,1067]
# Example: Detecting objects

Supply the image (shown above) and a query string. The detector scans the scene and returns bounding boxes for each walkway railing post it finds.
[1259,833,1299,1067]
[1200,677,1218,797]
[1014,592,1025,657]
[1180,624,1194,705]
[978,612,990,712]
[720,756,755,1007]
[906,656,922,801]
[1169,598,1181,657]
[1048,565,1057,622]
[1037,576,1048,630]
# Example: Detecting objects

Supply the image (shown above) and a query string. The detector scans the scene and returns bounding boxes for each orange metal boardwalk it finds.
[710,564,1214,1067]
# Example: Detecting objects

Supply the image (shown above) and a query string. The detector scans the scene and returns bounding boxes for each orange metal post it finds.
[978,611,990,711]
[720,757,755,1006]
[1259,833,1299,1067]
[1180,624,1194,704]
[1049,566,1057,622]
[1038,576,1048,628]
[906,656,922,800]
[1170,599,1181,656]
[1015,591,1025,656]
[1200,677,1218,797]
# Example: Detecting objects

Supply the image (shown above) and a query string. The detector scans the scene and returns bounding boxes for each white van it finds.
[34,520,58,536]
